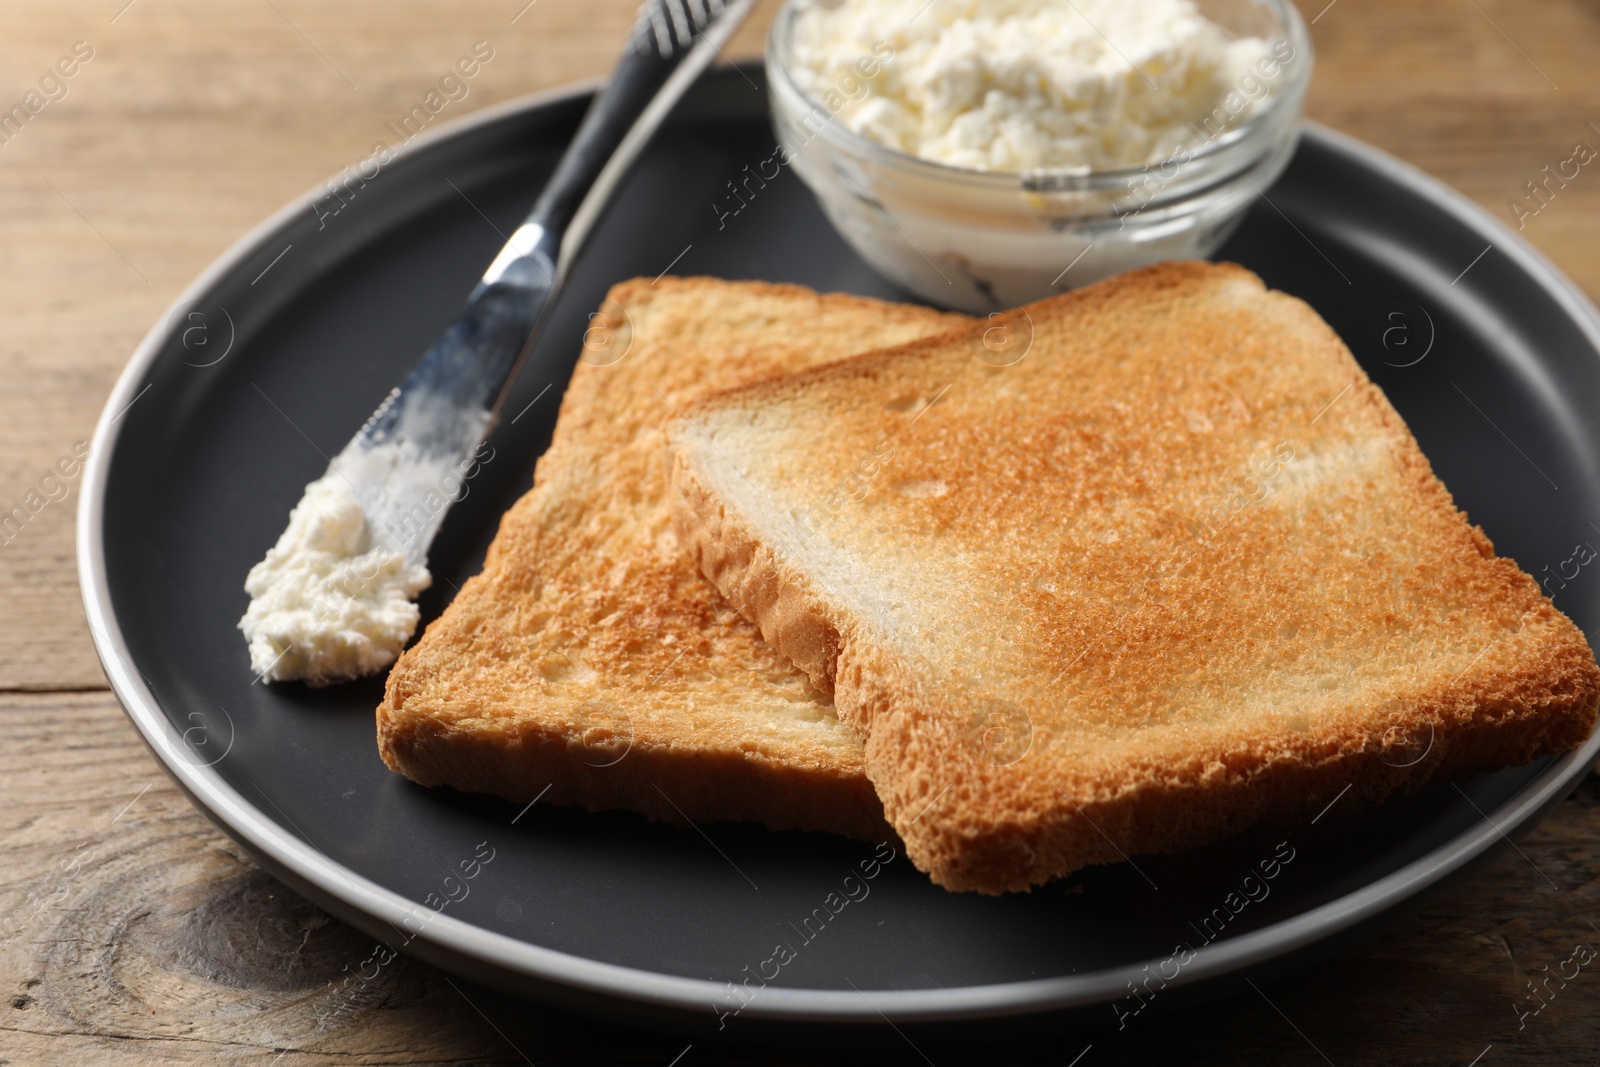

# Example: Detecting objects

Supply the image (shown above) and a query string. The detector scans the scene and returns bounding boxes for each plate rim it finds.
[75,73,1600,1025]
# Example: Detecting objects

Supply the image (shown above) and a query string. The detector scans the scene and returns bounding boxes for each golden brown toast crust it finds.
[377,277,968,839]
[668,261,1600,892]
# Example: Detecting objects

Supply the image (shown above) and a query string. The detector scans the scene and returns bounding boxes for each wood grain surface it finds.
[2,0,1599,1063]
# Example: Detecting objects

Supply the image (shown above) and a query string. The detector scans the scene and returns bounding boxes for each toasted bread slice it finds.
[377,277,968,840]
[668,261,1600,893]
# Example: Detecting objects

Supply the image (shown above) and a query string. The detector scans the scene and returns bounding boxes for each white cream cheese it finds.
[790,0,1272,173]
[238,475,431,686]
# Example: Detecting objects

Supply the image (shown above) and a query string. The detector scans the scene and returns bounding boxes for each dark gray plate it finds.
[79,66,1600,1041]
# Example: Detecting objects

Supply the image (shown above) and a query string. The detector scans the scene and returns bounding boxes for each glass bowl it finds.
[764,0,1313,312]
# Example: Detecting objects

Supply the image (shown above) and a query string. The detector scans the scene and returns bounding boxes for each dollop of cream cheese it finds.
[789,0,1274,172]
[238,476,431,686]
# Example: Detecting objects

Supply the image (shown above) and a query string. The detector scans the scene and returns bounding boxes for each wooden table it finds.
[3,0,1599,1062]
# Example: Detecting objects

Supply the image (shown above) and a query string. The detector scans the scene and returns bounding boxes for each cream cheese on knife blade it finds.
[239,476,431,686]
[238,419,493,686]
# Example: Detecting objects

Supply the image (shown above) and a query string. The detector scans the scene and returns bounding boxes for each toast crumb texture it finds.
[377,277,967,840]
[668,261,1600,892]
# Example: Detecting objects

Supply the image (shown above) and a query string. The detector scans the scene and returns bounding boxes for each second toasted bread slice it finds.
[378,277,967,840]
[668,261,1600,892]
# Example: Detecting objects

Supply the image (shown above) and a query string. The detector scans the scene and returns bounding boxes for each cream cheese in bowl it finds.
[766,0,1311,311]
